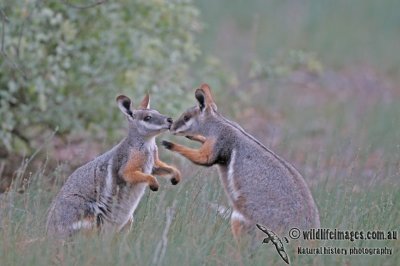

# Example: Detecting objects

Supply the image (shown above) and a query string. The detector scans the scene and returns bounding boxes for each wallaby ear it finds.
[195,89,206,111]
[139,93,150,109]
[116,95,133,117]
[195,83,217,112]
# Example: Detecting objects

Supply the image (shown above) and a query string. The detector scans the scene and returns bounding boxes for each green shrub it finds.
[0,0,200,154]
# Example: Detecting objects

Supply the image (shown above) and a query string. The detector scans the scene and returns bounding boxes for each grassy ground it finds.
[1,74,399,265]
[1,1,400,265]
[0,158,398,265]
[196,0,400,79]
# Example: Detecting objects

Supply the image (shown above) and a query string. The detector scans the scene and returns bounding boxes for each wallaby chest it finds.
[139,144,156,174]
[95,141,156,230]
[133,144,155,173]
[118,141,156,180]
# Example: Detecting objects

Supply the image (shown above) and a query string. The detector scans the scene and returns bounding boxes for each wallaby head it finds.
[170,84,219,136]
[116,94,173,138]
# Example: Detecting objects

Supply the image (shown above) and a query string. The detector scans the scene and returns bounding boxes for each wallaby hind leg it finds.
[231,210,252,266]
[47,200,96,240]
[231,210,252,242]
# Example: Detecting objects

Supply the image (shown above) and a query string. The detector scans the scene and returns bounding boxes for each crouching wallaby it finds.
[46,94,181,239]
[162,84,320,238]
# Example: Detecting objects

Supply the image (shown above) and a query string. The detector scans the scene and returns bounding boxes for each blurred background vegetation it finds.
[1,0,399,170]
[0,0,201,155]
[0,0,399,265]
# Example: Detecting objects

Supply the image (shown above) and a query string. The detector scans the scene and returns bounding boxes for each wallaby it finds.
[162,84,320,238]
[46,94,181,239]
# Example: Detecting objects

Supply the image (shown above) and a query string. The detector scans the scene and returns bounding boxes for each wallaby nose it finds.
[167,117,173,124]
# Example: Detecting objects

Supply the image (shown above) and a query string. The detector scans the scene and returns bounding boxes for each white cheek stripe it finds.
[227,149,240,200]
[139,120,164,131]
[176,119,193,133]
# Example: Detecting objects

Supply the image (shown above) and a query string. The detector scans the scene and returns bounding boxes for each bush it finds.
[0,0,201,155]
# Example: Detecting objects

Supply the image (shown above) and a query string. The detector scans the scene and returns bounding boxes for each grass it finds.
[1,75,399,265]
[0,150,398,265]
[196,0,400,79]
[1,1,399,265]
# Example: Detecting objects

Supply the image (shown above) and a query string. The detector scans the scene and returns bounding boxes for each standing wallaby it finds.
[162,84,320,237]
[46,94,181,239]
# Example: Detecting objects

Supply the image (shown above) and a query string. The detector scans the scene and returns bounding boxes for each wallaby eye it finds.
[144,116,152,121]
[183,115,190,122]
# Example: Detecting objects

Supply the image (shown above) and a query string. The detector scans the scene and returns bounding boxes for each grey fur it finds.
[168,86,320,234]
[46,95,173,239]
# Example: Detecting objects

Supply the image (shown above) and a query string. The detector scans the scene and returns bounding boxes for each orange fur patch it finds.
[122,151,158,188]
[170,138,216,165]
[231,218,244,240]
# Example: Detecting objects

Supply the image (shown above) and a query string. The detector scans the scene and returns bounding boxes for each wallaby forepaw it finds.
[162,140,174,150]
[171,177,179,185]
[149,183,159,191]
[171,171,181,185]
